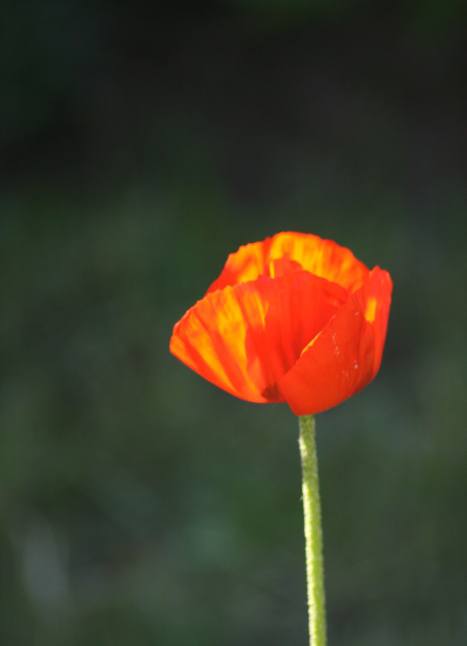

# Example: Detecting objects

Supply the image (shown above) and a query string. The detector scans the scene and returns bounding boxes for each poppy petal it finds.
[270,232,369,292]
[207,232,368,295]
[279,267,392,415]
[206,239,273,295]
[170,271,348,404]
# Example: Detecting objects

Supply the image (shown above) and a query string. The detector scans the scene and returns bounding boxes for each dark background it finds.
[1,1,466,645]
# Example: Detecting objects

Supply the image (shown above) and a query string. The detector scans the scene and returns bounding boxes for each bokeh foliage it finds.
[1,1,466,644]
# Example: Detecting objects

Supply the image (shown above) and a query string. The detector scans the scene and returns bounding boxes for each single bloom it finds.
[170,232,392,415]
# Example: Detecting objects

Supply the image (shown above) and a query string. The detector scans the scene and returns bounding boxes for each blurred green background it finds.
[1,1,466,645]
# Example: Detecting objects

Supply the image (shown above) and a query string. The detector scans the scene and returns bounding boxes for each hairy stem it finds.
[299,414,327,646]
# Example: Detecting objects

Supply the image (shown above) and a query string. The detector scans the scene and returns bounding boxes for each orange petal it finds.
[206,239,273,294]
[170,272,348,404]
[279,268,393,415]
[206,232,369,295]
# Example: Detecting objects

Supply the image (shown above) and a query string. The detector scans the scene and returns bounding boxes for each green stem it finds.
[299,414,327,646]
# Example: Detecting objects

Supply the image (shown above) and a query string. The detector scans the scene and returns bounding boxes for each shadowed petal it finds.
[279,268,392,415]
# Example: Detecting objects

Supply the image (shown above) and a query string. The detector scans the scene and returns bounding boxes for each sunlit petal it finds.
[171,271,348,404]
[206,232,368,294]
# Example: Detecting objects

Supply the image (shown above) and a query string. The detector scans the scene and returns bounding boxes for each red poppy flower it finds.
[170,232,392,415]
